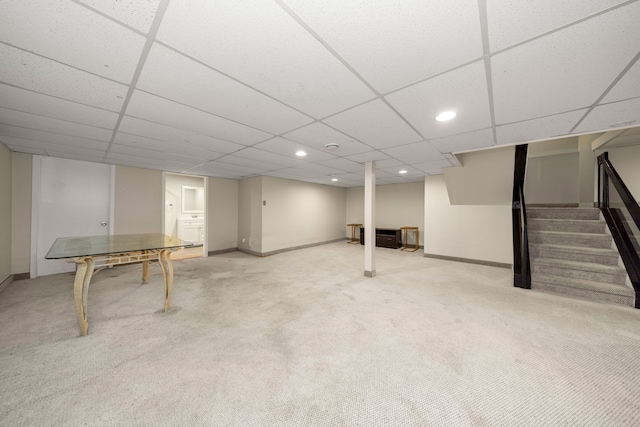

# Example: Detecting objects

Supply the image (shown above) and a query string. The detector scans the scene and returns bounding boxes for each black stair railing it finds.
[512,144,531,289]
[597,152,640,308]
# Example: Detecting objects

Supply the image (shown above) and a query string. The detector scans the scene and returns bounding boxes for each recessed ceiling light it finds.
[295,150,307,157]
[331,178,339,182]
[435,111,456,121]
[325,143,340,150]
[399,169,408,174]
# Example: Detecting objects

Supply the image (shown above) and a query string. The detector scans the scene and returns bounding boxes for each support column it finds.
[364,161,376,277]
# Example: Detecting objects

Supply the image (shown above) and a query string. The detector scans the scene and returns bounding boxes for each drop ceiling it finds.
[1,0,639,187]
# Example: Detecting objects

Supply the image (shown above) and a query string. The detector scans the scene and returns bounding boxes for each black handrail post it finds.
[512,144,530,289]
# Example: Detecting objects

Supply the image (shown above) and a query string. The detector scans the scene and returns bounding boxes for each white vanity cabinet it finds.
[177,218,204,244]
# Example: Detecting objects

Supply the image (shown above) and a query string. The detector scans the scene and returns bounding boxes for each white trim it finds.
[30,155,42,279]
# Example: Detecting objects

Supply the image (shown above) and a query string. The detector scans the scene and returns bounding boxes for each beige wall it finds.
[238,176,263,254]
[525,152,579,204]
[578,134,598,206]
[424,175,512,265]
[0,144,11,284]
[602,144,640,200]
[207,177,238,252]
[261,176,346,253]
[346,182,424,246]
[11,152,32,274]
[444,146,514,205]
[113,166,163,235]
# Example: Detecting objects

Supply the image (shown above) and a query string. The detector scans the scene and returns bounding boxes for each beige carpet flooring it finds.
[1,241,639,426]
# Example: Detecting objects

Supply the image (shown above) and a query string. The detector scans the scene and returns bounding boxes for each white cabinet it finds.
[177,218,204,244]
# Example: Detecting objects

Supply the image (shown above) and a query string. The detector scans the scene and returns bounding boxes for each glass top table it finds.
[46,233,196,337]
[46,233,194,259]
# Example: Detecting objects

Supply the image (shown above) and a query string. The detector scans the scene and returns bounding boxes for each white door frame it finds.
[162,172,208,256]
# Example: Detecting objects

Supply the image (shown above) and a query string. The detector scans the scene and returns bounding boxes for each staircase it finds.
[527,207,636,307]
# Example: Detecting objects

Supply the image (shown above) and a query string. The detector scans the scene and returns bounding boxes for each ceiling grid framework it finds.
[0,0,639,187]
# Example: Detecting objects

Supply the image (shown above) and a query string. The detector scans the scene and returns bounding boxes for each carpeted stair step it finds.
[531,258,628,285]
[527,207,600,220]
[528,218,605,234]
[531,274,635,307]
[528,230,613,249]
[529,243,620,266]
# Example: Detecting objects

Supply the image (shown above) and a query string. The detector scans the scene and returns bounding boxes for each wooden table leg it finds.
[158,249,174,312]
[73,256,95,336]
[142,255,149,284]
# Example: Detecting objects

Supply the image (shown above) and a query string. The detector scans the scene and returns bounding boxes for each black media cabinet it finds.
[359,228,402,249]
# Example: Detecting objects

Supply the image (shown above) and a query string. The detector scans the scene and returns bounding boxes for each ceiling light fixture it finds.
[295,150,307,157]
[331,178,339,182]
[435,111,456,121]
[399,169,408,174]
[325,143,340,150]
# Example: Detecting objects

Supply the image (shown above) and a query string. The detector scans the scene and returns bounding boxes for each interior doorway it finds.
[164,173,206,259]
[31,156,114,277]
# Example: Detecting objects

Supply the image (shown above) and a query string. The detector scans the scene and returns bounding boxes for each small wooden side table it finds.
[347,223,363,244]
[400,226,419,252]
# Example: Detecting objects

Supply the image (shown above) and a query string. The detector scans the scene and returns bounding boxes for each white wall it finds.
[444,146,514,205]
[261,176,346,253]
[207,177,238,252]
[346,182,424,246]
[114,166,163,235]
[11,152,31,274]
[238,176,263,254]
[0,144,11,284]
[424,175,512,265]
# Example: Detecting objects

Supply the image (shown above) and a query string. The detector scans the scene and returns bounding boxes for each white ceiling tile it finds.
[0,44,128,111]
[323,99,422,149]
[283,122,373,155]
[379,165,423,177]
[109,143,204,164]
[386,61,492,140]
[77,0,160,34]
[411,160,455,174]
[372,158,404,169]
[0,108,112,141]
[284,0,484,93]
[44,151,106,164]
[112,136,226,162]
[344,151,391,163]
[381,141,445,164]
[0,0,145,83]
[316,158,364,173]
[137,44,314,134]
[378,177,412,185]
[430,128,496,154]
[0,135,107,159]
[496,110,588,146]
[232,147,301,167]
[0,84,119,129]
[487,0,626,50]
[275,163,343,178]
[185,163,250,179]
[573,98,640,134]
[0,124,108,150]
[491,3,640,124]
[203,162,274,175]
[212,155,282,171]
[125,91,272,145]
[106,152,197,169]
[602,61,640,103]
[5,144,48,156]
[118,116,245,154]
[331,172,364,182]
[157,0,374,118]
[252,137,337,162]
